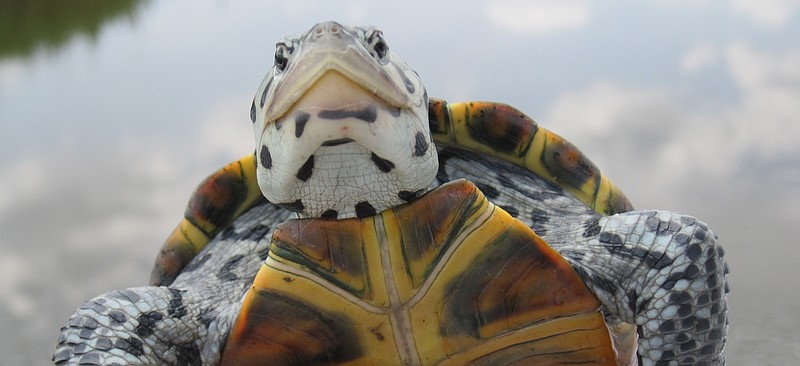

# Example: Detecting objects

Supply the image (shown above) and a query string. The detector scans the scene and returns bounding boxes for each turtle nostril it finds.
[329,24,339,34]
[314,26,324,35]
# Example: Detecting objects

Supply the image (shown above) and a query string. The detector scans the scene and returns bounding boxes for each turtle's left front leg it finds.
[560,210,729,365]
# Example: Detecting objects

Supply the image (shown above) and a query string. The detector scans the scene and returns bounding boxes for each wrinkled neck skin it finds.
[250,21,437,219]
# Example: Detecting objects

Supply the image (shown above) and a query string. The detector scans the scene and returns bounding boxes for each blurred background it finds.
[1,0,798,364]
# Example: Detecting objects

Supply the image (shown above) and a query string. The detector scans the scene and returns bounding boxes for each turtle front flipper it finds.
[563,211,729,365]
[54,286,219,365]
[150,153,265,286]
[56,199,286,365]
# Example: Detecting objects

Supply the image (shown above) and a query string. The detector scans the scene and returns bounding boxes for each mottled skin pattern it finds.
[54,22,728,365]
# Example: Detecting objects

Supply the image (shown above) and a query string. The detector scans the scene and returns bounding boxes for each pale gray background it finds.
[1,0,798,364]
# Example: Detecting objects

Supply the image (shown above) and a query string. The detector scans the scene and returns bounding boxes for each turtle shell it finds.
[219,179,618,365]
[149,99,632,287]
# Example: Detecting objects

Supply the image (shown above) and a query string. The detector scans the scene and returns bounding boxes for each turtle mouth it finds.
[272,70,399,126]
[321,138,355,147]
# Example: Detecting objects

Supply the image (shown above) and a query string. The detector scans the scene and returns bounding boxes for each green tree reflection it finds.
[0,0,146,59]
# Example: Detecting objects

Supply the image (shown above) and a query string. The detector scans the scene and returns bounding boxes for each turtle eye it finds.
[374,39,388,59]
[274,44,289,72]
[365,29,389,63]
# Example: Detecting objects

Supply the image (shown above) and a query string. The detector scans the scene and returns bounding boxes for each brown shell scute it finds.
[221,288,363,365]
[391,179,483,288]
[464,101,539,156]
[540,131,601,193]
[440,220,602,340]
[271,219,372,299]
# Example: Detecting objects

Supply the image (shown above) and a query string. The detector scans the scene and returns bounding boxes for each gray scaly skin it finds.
[54,22,728,365]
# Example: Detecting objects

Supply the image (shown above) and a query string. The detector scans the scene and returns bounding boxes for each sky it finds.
[1,0,799,364]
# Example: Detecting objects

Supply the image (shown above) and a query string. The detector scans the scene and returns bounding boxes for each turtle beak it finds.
[264,22,411,124]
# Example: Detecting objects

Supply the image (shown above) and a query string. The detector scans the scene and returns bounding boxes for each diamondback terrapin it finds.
[54,22,729,366]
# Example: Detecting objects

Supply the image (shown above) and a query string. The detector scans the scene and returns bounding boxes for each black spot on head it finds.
[250,100,257,123]
[260,77,272,108]
[278,199,305,213]
[392,63,415,93]
[398,190,423,202]
[370,153,395,173]
[355,201,376,218]
[295,112,310,138]
[296,155,314,182]
[388,107,401,117]
[260,145,272,169]
[321,209,338,219]
[414,131,429,156]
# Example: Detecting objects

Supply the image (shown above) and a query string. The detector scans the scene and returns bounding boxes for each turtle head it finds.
[250,22,437,219]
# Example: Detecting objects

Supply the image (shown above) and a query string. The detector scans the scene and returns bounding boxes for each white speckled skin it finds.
[54,22,728,366]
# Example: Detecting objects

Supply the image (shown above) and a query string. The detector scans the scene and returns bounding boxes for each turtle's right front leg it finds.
[561,210,729,365]
[53,286,234,365]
